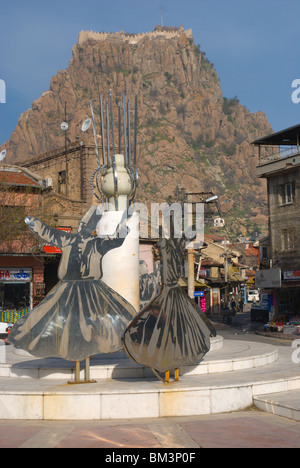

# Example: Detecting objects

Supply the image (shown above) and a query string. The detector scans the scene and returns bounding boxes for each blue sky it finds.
[0,0,299,146]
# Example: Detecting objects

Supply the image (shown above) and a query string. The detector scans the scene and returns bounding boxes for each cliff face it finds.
[1,26,272,237]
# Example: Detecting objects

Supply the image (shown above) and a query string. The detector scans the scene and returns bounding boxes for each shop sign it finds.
[0,268,32,282]
[255,269,281,288]
[283,270,300,281]
[194,291,205,297]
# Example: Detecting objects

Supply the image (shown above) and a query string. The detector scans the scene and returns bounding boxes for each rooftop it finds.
[0,165,44,189]
[252,123,300,147]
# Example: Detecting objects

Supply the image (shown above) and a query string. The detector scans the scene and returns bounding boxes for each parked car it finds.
[4,325,12,345]
[248,290,260,303]
[0,322,13,343]
[0,322,9,334]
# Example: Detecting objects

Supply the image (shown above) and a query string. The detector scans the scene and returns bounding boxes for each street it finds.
[211,304,293,347]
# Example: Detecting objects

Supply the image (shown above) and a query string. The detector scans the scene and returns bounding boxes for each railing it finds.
[258,146,300,166]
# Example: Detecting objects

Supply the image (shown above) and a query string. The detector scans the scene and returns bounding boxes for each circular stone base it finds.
[1,337,278,382]
[0,343,298,421]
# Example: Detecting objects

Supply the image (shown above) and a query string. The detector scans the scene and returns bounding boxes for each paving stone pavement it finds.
[1,410,300,448]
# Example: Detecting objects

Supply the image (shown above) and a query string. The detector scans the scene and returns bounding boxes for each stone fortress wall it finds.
[78,25,193,45]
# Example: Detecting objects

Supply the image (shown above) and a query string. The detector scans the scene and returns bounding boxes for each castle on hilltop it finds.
[78,25,193,45]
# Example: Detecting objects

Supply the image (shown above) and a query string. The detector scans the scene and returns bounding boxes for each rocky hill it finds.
[1,25,272,238]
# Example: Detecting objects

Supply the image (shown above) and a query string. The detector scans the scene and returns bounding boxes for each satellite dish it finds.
[81,118,91,132]
[60,122,68,131]
[0,149,7,162]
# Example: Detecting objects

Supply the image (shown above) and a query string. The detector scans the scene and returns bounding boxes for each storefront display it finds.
[0,267,32,322]
[264,320,300,335]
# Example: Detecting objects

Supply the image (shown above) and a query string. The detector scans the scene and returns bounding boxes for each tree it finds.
[0,168,54,255]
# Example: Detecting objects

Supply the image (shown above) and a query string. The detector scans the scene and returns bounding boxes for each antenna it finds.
[99,94,107,166]
[90,100,100,168]
[161,9,163,27]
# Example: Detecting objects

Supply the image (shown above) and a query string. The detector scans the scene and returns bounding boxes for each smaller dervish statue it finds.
[122,220,217,382]
[9,206,137,371]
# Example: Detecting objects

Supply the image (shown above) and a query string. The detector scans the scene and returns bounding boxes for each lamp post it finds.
[187,193,195,299]
[186,192,217,300]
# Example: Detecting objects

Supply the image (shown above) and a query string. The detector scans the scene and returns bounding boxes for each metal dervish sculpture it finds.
[9,90,139,384]
[10,88,216,385]
[8,207,137,373]
[122,219,216,382]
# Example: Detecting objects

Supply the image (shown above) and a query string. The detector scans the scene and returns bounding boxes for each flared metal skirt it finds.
[9,279,137,362]
[122,284,216,373]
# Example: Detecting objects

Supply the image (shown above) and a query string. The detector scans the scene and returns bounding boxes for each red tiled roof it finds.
[245,248,258,257]
[0,170,41,188]
[201,258,223,267]
[245,269,255,276]
[205,234,226,242]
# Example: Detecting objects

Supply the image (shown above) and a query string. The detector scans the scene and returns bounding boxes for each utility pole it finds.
[60,102,69,197]
[187,193,195,299]
[186,191,215,300]
[64,102,68,197]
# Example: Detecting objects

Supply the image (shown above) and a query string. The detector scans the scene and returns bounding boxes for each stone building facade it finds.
[255,123,300,317]
[21,139,99,231]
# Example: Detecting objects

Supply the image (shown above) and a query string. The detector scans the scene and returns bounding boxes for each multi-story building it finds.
[254,123,300,317]
[0,165,46,319]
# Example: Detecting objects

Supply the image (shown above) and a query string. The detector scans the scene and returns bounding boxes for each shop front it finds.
[0,267,32,323]
[277,270,300,318]
[254,269,300,334]
[0,257,45,323]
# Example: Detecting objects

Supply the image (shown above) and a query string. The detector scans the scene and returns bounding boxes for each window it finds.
[279,182,295,206]
[261,246,269,260]
[281,229,296,252]
[58,171,66,195]
[0,282,30,311]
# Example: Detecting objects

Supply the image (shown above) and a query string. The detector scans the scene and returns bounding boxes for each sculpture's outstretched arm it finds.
[25,217,74,248]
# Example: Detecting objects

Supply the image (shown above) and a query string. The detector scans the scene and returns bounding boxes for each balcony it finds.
[252,123,300,177]
[257,146,300,166]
